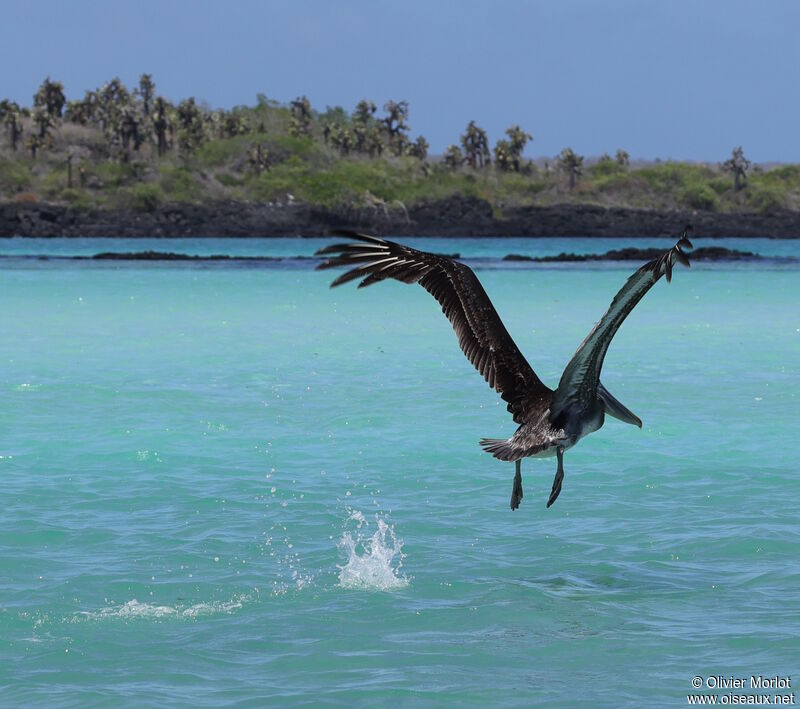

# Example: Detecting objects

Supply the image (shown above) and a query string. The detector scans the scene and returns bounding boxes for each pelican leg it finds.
[546,447,565,508]
[510,459,523,511]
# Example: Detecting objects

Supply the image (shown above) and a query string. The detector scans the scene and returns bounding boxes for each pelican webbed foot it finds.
[546,447,565,508]
[510,459,523,511]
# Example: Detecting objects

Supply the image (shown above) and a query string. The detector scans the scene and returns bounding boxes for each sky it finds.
[1,0,798,162]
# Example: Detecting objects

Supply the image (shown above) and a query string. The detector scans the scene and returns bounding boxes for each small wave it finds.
[76,594,250,622]
[337,513,409,591]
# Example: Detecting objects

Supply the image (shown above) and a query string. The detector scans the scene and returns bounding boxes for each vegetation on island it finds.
[1,75,799,218]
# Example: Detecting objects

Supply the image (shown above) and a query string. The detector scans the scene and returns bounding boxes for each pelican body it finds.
[317,228,693,509]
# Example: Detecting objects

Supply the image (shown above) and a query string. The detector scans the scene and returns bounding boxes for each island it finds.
[2,76,800,237]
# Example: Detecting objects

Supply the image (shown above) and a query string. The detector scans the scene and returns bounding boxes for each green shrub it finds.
[680,181,718,211]
[763,165,800,182]
[590,159,621,178]
[41,168,68,198]
[637,162,715,193]
[216,172,244,187]
[707,176,730,195]
[494,172,548,203]
[247,157,393,206]
[158,167,199,202]
[194,135,252,166]
[93,162,141,188]
[59,188,93,211]
[747,185,786,214]
[0,156,33,194]
[194,133,321,169]
[129,183,163,211]
[59,187,82,201]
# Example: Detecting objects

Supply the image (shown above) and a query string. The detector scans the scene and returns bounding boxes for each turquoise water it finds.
[2,234,800,258]
[1,238,799,706]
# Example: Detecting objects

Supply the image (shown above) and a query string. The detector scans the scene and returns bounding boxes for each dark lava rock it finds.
[92,250,204,260]
[2,198,800,238]
[90,251,287,261]
[502,246,759,263]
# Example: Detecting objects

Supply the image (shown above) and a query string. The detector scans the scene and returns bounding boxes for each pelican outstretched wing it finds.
[551,227,693,423]
[316,230,552,423]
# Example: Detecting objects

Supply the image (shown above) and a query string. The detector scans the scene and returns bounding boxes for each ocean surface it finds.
[1,236,798,706]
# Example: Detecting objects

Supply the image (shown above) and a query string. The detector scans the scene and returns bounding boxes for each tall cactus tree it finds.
[2,101,24,151]
[407,135,429,160]
[353,99,376,127]
[352,99,378,154]
[176,97,206,157]
[119,106,143,161]
[138,74,155,116]
[34,77,66,118]
[557,147,584,190]
[364,126,384,157]
[289,96,312,137]
[382,100,409,156]
[494,139,513,172]
[92,77,135,158]
[723,146,750,190]
[223,110,248,137]
[443,144,464,170]
[461,120,491,169]
[506,124,532,171]
[152,96,172,157]
[25,134,42,159]
[494,124,532,172]
[65,99,89,124]
[330,123,355,155]
[65,90,100,125]
[32,106,54,140]
[98,78,130,134]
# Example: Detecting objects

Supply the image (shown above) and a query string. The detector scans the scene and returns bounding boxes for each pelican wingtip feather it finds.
[654,226,694,283]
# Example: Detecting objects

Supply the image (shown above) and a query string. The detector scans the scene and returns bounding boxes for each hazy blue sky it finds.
[2,0,798,161]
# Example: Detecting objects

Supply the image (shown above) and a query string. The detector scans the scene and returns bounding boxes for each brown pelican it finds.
[316,227,693,509]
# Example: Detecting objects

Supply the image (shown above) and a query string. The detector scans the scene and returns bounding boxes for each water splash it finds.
[337,512,409,591]
[261,517,315,595]
[74,594,251,622]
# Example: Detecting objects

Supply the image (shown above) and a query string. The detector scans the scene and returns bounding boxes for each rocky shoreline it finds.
[2,197,800,238]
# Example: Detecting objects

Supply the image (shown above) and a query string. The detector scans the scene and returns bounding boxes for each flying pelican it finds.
[316,227,693,509]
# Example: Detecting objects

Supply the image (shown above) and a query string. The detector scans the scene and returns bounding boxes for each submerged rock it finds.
[92,250,211,260]
[90,251,292,261]
[503,246,759,262]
